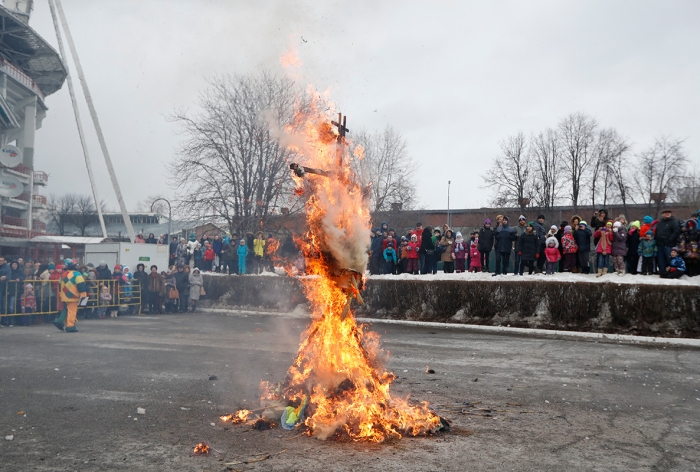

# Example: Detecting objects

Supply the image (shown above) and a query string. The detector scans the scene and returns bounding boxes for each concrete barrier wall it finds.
[202,275,700,338]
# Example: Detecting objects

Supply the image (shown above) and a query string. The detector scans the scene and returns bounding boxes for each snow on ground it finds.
[371,270,700,286]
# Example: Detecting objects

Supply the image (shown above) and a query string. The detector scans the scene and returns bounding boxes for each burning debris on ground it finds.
[193,442,210,455]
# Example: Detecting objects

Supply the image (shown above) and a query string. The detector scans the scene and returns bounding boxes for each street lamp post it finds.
[151,198,172,243]
[447,180,451,227]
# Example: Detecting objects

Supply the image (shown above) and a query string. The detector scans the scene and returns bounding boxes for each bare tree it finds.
[589,128,629,209]
[351,126,417,213]
[168,72,304,235]
[673,167,700,214]
[481,132,531,213]
[72,195,104,236]
[633,136,688,217]
[558,112,598,213]
[603,132,632,215]
[48,194,77,236]
[529,128,562,210]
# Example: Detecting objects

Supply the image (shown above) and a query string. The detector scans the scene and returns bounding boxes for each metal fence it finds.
[0,279,142,318]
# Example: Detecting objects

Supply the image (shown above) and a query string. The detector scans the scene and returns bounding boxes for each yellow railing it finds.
[0,279,142,317]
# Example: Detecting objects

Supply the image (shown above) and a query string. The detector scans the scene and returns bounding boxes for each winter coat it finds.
[133,269,148,293]
[452,239,467,260]
[237,244,249,259]
[494,224,517,253]
[655,216,681,247]
[439,236,454,262]
[406,241,420,259]
[370,234,384,258]
[174,270,189,292]
[400,242,410,260]
[561,233,578,254]
[176,243,188,262]
[383,247,397,263]
[409,229,423,246]
[532,221,547,245]
[212,239,223,255]
[189,273,204,301]
[626,228,641,258]
[679,225,700,260]
[593,229,613,255]
[96,265,112,281]
[516,231,539,262]
[221,243,237,261]
[514,223,527,238]
[573,227,592,252]
[638,239,658,258]
[666,256,686,272]
[203,248,216,262]
[253,238,265,257]
[478,226,494,252]
[469,243,481,268]
[544,246,561,263]
[147,272,165,294]
[611,226,628,256]
[420,228,435,253]
[186,239,200,256]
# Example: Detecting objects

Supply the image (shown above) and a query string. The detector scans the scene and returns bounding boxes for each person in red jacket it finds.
[203,243,216,272]
[406,234,420,274]
[544,237,561,275]
[593,221,614,277]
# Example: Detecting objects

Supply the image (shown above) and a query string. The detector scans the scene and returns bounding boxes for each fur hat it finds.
[546,236,558,247]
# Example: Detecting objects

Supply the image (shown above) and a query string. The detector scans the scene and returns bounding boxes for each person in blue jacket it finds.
[237,239,249,275]
[383,241,398,275]
[659,247,686,279]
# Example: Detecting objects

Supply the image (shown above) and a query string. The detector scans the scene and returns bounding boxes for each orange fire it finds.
[193,442,210,454]
[220,409,252,424]
[271,93,442,442]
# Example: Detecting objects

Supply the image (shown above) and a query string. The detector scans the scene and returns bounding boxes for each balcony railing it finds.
[33,171,48,185]
[1,215,27,227]
[32,194,47,206]
[0,57,45,101]
[11,192,30,203]
[6,163,31,176]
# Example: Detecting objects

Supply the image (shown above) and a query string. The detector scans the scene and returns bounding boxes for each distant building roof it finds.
[30,235,109,245]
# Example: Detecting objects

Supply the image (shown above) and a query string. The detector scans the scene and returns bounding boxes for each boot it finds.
[596,269,603,278]
[602,268,608,276]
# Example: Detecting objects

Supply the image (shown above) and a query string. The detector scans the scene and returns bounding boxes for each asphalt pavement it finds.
[0,312,698,471]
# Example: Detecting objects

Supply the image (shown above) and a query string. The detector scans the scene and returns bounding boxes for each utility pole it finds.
[54,0,135,242]
[48,0,107,238]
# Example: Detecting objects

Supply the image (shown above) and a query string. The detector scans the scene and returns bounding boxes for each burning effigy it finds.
[248,95,443,442]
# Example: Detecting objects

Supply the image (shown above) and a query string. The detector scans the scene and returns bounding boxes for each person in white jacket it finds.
[186,234,201,268]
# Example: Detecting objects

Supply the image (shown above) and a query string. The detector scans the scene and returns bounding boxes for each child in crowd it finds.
[469,237,482,273]
[406,234,420,274]
[660,248,686,279]
[561,225,578,272]
[638,231,658,275]
[237,239,249,275]
[680,219,699,276]
[544,237,560,275]
[19,283,36,326]
[452,232,467,273]
[203,243,216,272]
[98,285,112,319]
[611,221,628,276]
[399,236,409,274]
[594,221,613,277]
[383,241,398,275]
[573,221,592,274]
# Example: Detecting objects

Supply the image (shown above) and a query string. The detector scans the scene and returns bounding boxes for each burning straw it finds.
[263,93,443,442]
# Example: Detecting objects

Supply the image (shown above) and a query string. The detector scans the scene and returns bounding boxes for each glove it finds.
[518,252,522,256]
[670,267,677,272]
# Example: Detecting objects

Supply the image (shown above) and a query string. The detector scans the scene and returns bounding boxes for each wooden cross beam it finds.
[330,113,349,142]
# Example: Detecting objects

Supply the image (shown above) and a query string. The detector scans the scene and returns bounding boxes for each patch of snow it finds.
[136,408,146,415]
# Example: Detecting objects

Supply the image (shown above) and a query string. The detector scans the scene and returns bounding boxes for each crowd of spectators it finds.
[368,208,698,279]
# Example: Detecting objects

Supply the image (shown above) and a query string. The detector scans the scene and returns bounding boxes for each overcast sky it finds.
[28,0,700,213]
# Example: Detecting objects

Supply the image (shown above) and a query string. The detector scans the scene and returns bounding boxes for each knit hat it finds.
[484,219,491,225]
[240,239,246,244]
[410,234,417,240]
[564,225,572,233]
[538,214,545,220]
[401,235,407,241]
[643,215,653,224]
[550,225,558,230]
[502,216,509,222]
[579,221,588,227]
[48,263,55,270]
[630,221,640,229]
[528,221,535,227]
[646,230,654,236]
[606,221,613,226]
[114,264,122,271]
[519,215,526,221]
[455,231,462,238]
[613,221,622,228]
[671,247,679,253]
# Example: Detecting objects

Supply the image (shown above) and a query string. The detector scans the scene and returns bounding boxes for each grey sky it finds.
[30,0,700,213]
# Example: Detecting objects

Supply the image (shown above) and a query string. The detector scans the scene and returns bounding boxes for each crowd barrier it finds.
[0,279,142,318]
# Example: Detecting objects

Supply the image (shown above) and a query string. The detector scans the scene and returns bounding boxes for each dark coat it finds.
[420,228,435,253]
[174,270,189,292]
[478,226,494,252]
[133,269,148,292]
[655,216,681,247]
[573,227,592,252]
[494,224,517,253]
[370,233,384,258]
[612,226,628,256]
[626,228,641,258]
[532,221,547,245]
[96,265,112,281]
[516,232,539,262]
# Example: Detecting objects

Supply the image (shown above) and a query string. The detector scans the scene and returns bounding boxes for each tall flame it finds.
[274,93,441,442]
